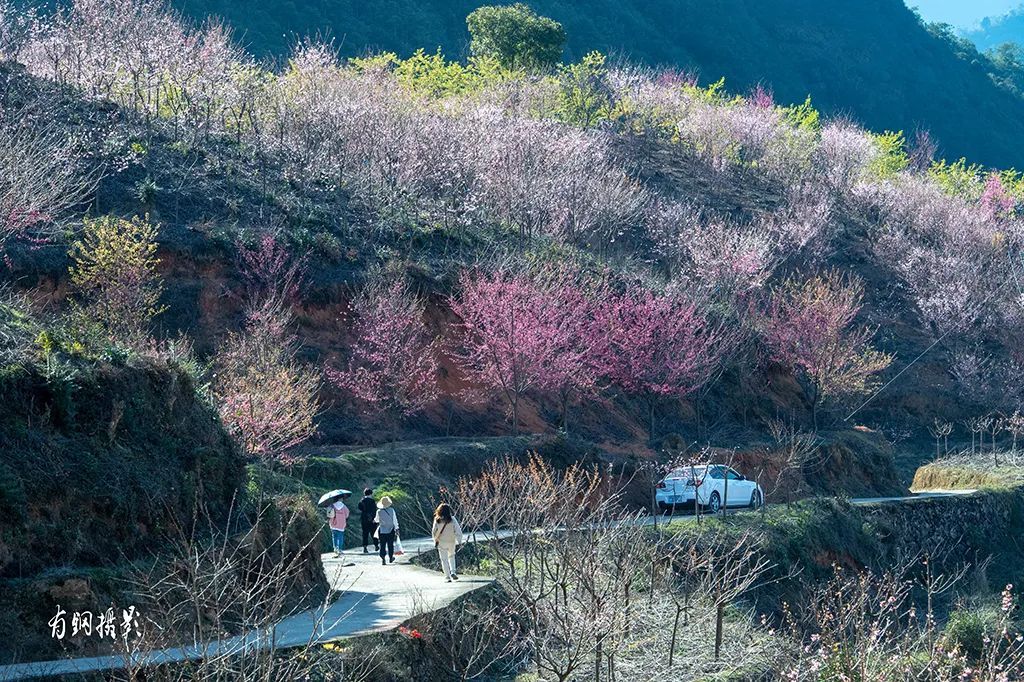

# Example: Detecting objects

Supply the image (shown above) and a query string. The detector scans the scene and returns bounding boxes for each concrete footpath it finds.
[0,534,491,681]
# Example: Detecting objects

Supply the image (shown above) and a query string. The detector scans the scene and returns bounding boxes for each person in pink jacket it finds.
[431,503,463,582]
[328,493,351,557]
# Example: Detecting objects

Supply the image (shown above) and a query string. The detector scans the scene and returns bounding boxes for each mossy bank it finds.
[0,359,246,663]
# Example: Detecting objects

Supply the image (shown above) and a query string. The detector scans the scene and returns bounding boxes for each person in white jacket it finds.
[374,496,399,566]
[431,503,463,582]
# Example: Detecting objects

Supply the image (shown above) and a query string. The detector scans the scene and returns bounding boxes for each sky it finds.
[907,0,1022,27]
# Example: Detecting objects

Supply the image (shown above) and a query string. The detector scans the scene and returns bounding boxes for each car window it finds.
[726,468,742,480]
[669,467,706,479]
[707,466,724,479]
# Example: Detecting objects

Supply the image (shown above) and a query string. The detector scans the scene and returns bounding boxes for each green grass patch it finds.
[944,604,1003,660]
[912,457,1024,492]
[666,499,880,587]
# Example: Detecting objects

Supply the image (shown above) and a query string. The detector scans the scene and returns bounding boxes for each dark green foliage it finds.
[466,3,565,70]
[928,21,1024,103]
[987,42,1024,94]
[670,499,880,601]
[243,493,329,607]
[0,360,246,662]
[0,565,136,662]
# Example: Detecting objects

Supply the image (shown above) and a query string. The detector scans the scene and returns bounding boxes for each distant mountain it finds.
[165,0,1024,168]
[908,0,1022,29]
[967,6,1024,50]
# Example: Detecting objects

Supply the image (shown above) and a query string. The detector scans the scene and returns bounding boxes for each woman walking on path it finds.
[328,494,350,557]
[374,496,399,565]
[431,503,463,582]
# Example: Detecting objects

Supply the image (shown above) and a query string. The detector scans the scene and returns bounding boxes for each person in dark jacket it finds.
[357,488,379,554]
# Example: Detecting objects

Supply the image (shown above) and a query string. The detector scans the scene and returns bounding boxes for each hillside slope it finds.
[174,0,1024,167]
[0,359,246,661]
[5,1,1024,675]
[4,0,1024,495]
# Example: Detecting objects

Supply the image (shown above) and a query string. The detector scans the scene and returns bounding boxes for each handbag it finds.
[434,521,449,549]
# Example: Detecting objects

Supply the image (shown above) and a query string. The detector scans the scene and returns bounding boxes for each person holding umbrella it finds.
[318,489,352,557]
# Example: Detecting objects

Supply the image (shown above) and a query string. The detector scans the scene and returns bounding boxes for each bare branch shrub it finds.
[781,559,1024,681]
[751,417,825,513]
[0,108,99,250]
[401,588,528,682]
[109,498,374,681]
[456,454,773,681]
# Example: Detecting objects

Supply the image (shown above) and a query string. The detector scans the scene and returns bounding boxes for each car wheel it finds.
[708,492,721,513]
[749,490,762,509]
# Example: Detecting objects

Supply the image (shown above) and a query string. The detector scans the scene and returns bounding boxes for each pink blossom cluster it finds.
[761,272,892,426]
[12,0,1022,445]
[215,237,319,465]
[981,173,1016,221]
[864,176,1020,337]
[327,276,440,418]
[448,266,604,431]
[236,233,307,305]
[216,300,320,465]
[448,265,739,433]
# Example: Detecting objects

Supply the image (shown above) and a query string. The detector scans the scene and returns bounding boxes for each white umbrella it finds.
[317,489,351,507]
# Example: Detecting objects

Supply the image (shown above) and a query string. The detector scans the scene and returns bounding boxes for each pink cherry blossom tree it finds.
[235,232,307,305]
[533,269,610,433]
[598,286,738,442]
[980,173,1015,220]
[449,265,606,435]
[748,84,774,110]
[217,235,316,466]
[761,271,893,430]
[327,274,440,421]
[866,177,1013,336]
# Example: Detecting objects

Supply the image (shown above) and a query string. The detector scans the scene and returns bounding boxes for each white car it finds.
[655,464,763,513]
